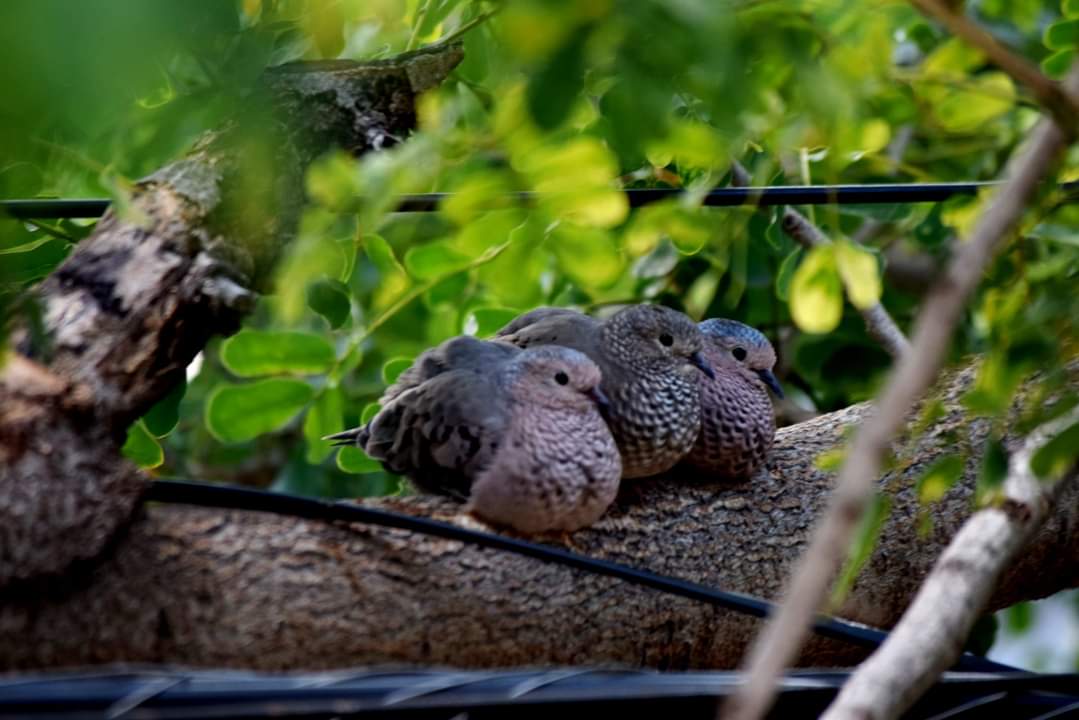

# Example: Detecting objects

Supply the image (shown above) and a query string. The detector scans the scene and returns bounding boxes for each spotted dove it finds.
[495,304,715,479]
[682,318,782,480]
[327,337,621,533]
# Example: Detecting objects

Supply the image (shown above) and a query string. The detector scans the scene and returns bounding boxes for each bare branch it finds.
[909,0,1079,135]
[721,65,1079,720]
[822,407,1079,720]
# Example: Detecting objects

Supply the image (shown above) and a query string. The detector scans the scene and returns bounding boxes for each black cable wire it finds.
[5,180,1079,219]
[146,479,1017,674]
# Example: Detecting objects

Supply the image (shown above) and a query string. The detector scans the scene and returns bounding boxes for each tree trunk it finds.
[2,362,1077,671]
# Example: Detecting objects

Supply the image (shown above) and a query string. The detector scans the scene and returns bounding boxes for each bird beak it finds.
[756,369,784,398]
[323,428,361,447]
[690,351,716,380]
[587,386,611,412]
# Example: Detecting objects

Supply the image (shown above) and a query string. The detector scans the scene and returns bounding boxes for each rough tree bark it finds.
[1,43,1077,673]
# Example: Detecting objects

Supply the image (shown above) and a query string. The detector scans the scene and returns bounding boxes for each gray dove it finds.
[682,318,782,479]
[326,336,621,533]
[495,304,715,479]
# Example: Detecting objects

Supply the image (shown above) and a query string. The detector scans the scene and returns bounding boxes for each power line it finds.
[5,180,1078,219]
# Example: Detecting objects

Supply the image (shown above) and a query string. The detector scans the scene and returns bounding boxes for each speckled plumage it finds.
[496,304,714,479]
[683,318,781,480]
[327,337,621,533]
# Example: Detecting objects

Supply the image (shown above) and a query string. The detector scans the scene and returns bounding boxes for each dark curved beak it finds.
[756,369,784,398]
[587,386,611,412]
[690,351,716,380]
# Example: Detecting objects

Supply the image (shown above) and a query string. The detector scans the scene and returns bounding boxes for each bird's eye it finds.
[659,333,674,347]
[554,371,569,385]
[732,347,747,362]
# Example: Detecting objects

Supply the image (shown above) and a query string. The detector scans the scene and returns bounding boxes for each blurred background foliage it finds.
[1,0,1078,669]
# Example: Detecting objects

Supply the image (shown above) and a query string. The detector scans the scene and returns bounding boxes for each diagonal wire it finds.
[146,479,1015,673]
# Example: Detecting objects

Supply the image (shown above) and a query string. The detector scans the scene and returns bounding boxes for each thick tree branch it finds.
[0,44,463,586]
[723,66,1079,720]
[909,0,1079,134]
[1,363,1078,670]
[823,408,1079,720]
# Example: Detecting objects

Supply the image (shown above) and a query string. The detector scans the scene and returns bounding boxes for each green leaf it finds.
[361,402,381,424]
[0,237,72,284]
[520,137,629,228]
[273,208,351,322]
[1005,602,1033,633]
[413,0,465,42]
[363,233,411,311]
[360,403,381,425]
[1042,48,1078,78]
[1030,419,1079,480]
[685,271,720,320]
[789,245,843,334]
[830,493,891,609]
[303,386,344,464]
[122,420,164,469]
[424,272,470,307]
[977,438,1009,503]
[549,224,624,289]
[775,246,804,302]
[382,356,414,385]
[477,217,547,307]
[917,454,965,504]
[364,233,407,276]
[143,380,186,437]
[306,150,359,210]
[404,240,470,280]
[1044,19,1079,50]
[647,119,728,170]
[205,379,314,443]
[625,203,712,257]
[441,170,515,225]
[930,72,1016,133]
[1066,0,1079,18]
[337,446,383,474]
[220,330,335,377]
[307,278,351,329]
[527,26,588,130]
[465,307,520,337]
[834,239,882,310]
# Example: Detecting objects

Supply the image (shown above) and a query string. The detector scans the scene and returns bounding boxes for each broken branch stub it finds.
[0,43,463,587]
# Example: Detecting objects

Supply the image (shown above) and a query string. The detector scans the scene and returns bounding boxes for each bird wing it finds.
[495,308,602,357]
[366,368,511,497]
[381,336,518,405]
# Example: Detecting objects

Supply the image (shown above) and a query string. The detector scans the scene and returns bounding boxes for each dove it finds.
[326,337,621,533]
[496,304,715,479]
[682,318,783,480]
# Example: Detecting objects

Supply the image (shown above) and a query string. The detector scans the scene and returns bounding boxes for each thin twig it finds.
[731,161,911,360]
[720,64,1079,720]
[24,219,76,242]
[822,407,1079,720]
[406,0,433,51]
[909,0,1079,135]
[433,8,499,48]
